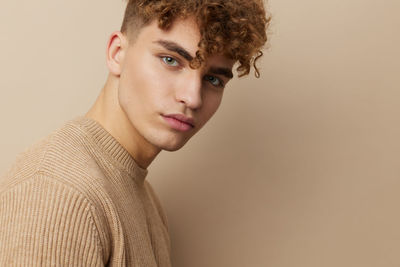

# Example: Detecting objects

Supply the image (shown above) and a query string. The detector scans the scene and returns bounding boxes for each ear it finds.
[106,31,127,76]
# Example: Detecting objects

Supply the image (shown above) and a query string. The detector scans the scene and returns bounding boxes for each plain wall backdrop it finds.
[1,0,400,266]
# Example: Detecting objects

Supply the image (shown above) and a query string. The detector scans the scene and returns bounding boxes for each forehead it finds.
[135,17,200,54]
[130,17,236,69]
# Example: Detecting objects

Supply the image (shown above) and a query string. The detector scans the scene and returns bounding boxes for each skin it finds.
[85,17,235,169]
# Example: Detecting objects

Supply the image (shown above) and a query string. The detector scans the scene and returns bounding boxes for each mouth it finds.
[162,114,195,132]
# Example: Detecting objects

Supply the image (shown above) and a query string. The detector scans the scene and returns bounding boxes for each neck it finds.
[85,74,161,169]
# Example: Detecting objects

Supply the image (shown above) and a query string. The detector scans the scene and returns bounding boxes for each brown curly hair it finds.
[121,0,270,78]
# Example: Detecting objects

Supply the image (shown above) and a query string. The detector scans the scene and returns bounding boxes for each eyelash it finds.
[204,75,224,88]
[159,55,224,88]
[160,56,181,68]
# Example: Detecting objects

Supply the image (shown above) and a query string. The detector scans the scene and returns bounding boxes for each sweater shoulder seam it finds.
[0,171,107,260]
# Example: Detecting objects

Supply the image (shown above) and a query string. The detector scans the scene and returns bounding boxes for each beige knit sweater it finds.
[0,116,172,266]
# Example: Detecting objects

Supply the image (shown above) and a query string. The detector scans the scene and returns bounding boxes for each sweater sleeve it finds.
[0,173,105,267]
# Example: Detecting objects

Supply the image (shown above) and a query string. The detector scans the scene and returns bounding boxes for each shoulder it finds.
[1,117,108,204]
[0,117,91,190]
[0,172,107,230]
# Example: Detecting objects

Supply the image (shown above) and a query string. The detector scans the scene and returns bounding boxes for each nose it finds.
[175,72,203,110]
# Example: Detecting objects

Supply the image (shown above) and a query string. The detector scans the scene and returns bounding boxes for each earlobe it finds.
[106,31,126,76]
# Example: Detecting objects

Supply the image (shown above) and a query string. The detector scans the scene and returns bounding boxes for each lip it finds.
[162,114,195,132]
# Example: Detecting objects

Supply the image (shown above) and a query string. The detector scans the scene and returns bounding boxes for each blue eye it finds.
[204,75,223,87]
[162,56,179,67]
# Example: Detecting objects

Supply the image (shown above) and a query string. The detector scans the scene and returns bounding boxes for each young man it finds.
[0,0,269,266]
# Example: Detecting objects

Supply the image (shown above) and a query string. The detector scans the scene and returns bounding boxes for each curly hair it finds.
[121,0,270,78]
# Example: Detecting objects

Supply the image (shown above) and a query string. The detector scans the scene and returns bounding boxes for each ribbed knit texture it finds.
[0,116,172,266]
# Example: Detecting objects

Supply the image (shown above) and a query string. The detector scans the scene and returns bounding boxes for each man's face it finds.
[117,17,235,151]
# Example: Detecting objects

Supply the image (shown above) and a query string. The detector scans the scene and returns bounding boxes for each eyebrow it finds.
[153,39,234,79]
[153,39,194,61]
[209,67,234,79]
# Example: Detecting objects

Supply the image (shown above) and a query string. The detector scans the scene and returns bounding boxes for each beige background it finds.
[1,0,400,266]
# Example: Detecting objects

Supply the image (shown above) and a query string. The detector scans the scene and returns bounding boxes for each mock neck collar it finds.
[70,115,148,185]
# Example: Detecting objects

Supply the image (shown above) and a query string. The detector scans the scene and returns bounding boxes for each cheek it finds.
[145,69,176,108]
[119,54,171,111]
[200,91,223,122]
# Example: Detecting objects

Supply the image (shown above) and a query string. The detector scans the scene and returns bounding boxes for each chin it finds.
[149,133,191,152]
[158,140,189,152]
